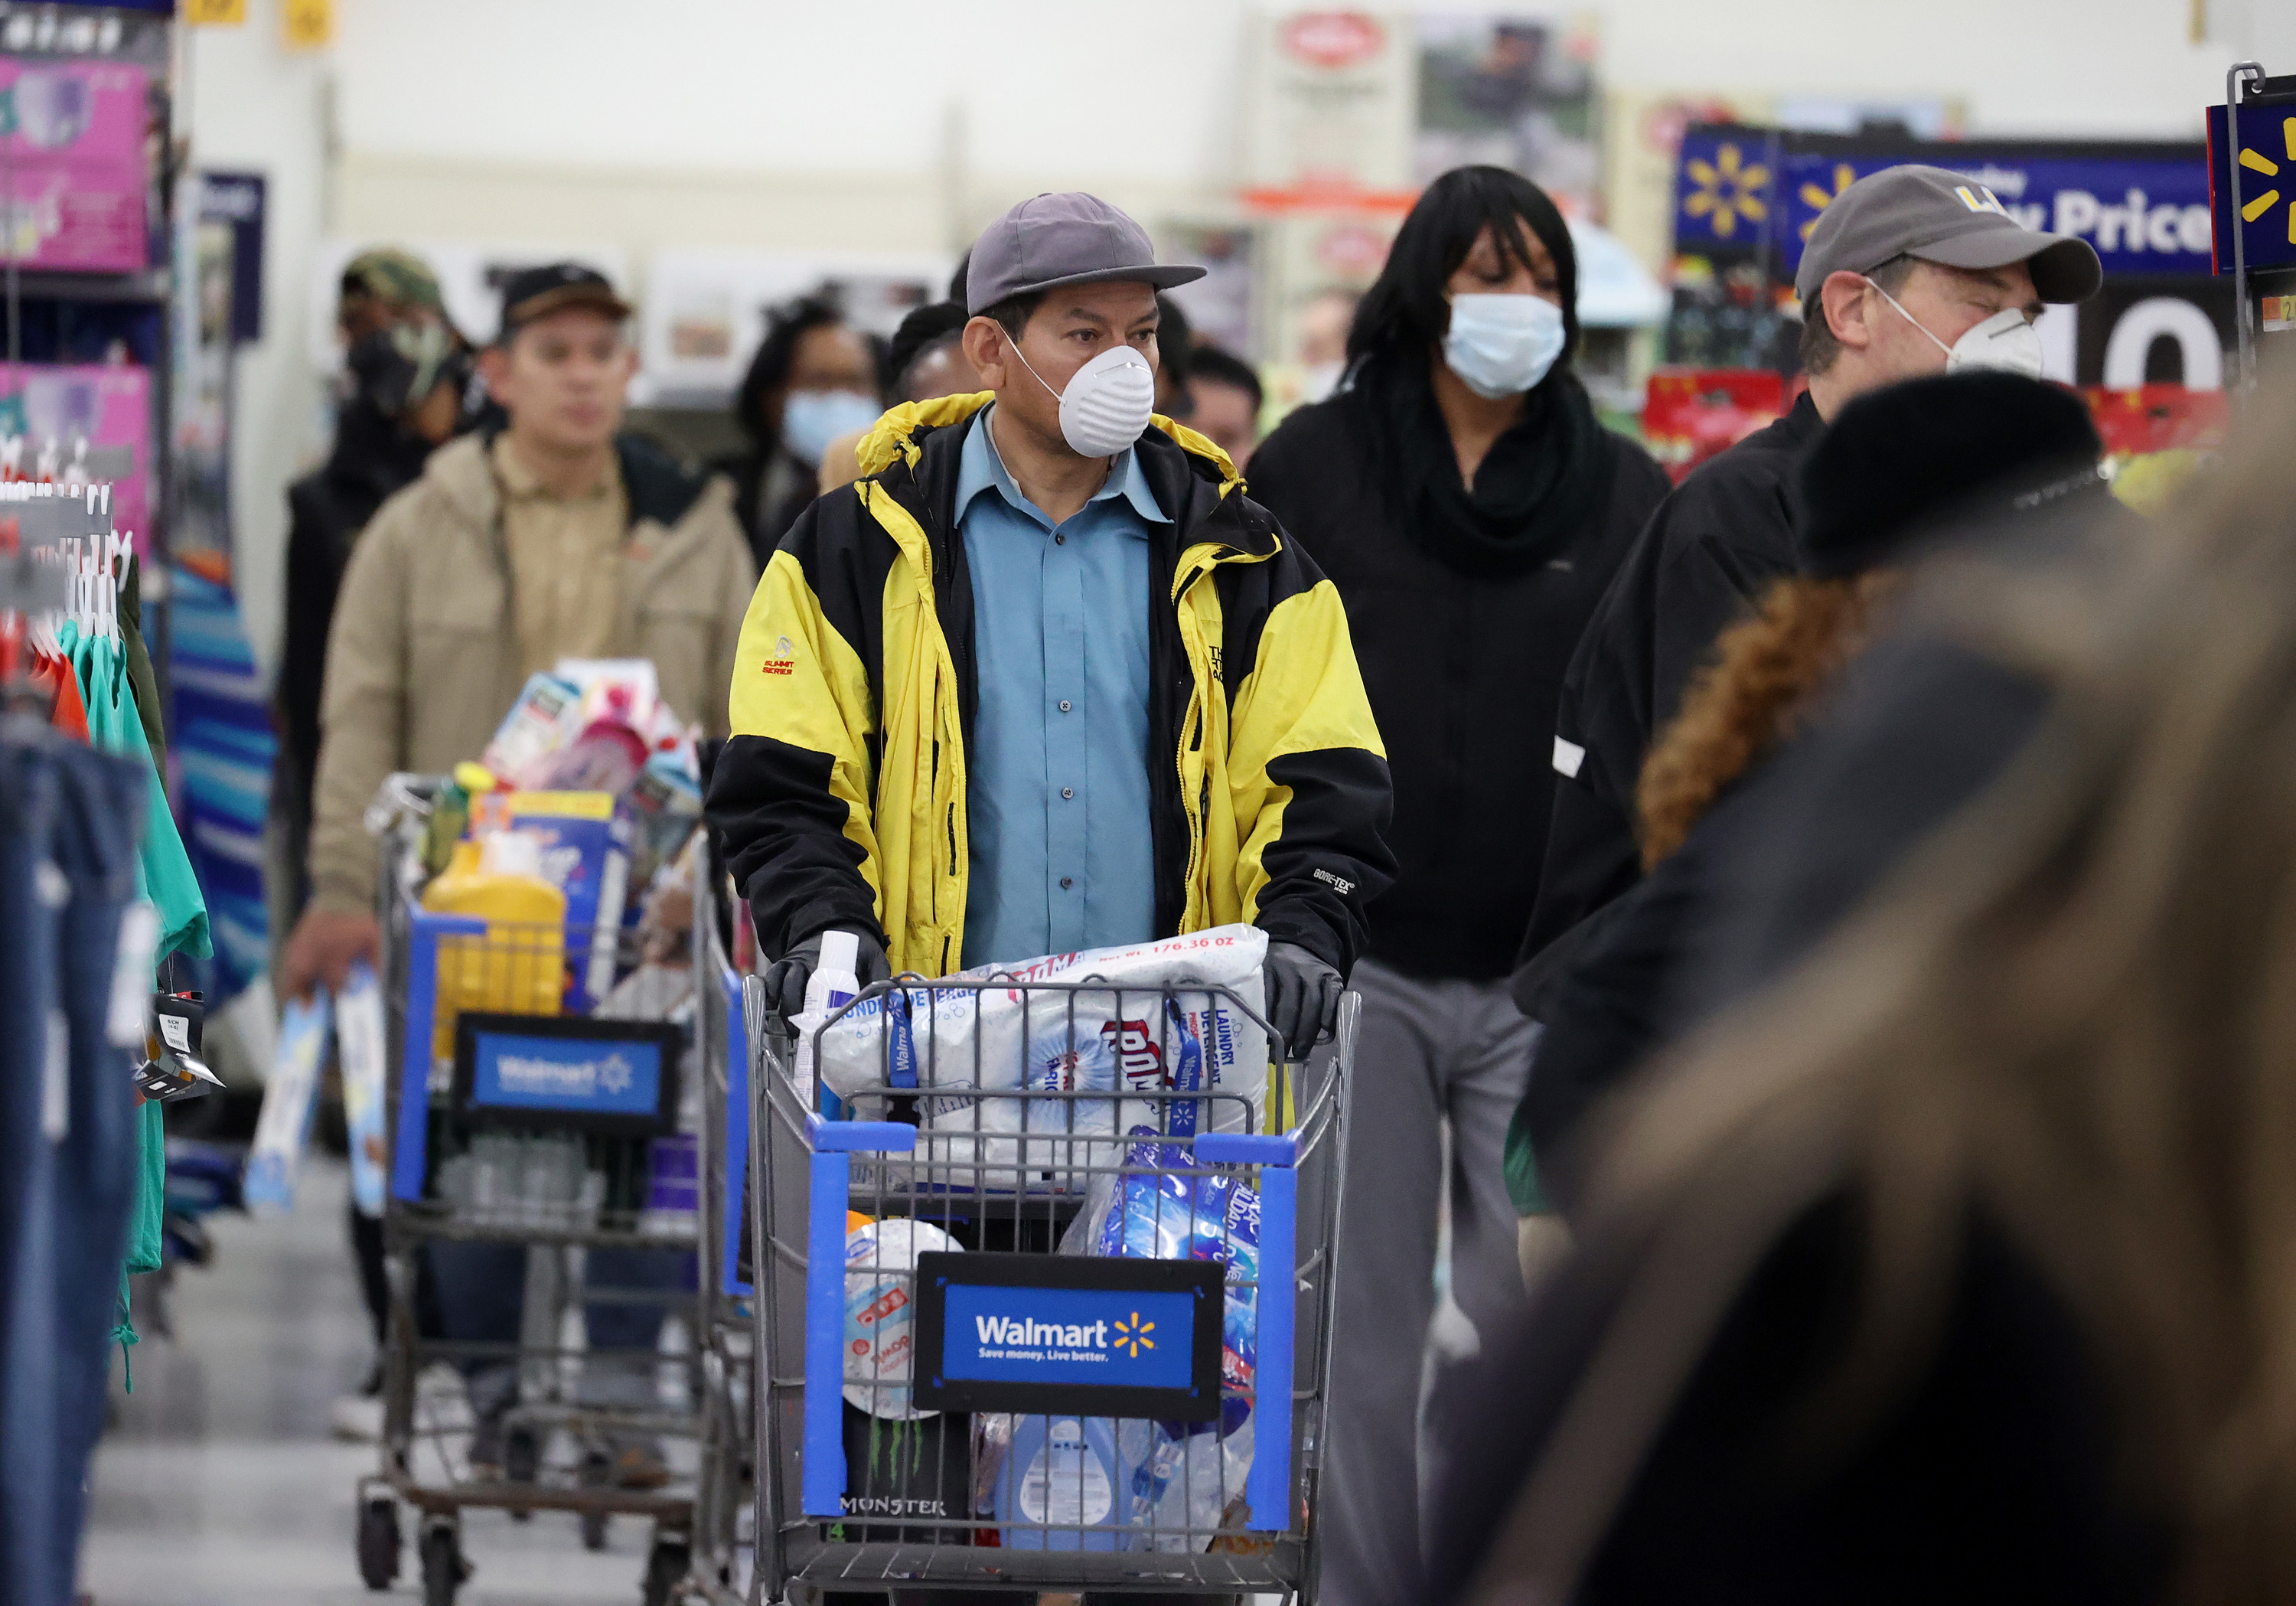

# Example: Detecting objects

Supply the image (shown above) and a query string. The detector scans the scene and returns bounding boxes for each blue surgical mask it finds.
[780,388,883,465]
[1441,293,1568,399]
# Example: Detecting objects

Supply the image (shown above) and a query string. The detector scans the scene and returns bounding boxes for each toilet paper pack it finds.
[812,926,1271,1186]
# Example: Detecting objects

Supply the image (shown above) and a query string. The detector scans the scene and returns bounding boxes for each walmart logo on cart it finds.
[470,1030,664,1118]
[942,1281,1197,1390]
[971,1312,1153,1363]
[495,1051,635,1098]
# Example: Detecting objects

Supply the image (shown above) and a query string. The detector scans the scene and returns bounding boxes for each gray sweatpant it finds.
[1318,959,1538,1606]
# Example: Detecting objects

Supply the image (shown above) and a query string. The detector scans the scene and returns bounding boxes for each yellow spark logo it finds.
[1682,142,1770,240]
[1799,164,1859,243]
[2234,116,2296,245]
[1112,1313,1156,1359]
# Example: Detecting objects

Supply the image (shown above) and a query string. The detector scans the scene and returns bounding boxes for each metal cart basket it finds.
[354,777,713,1606]
[747,961,1355,1600]
[686,857,759,1602]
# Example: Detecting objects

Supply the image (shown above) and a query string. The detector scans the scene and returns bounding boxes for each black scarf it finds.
[1350,358,1613,579]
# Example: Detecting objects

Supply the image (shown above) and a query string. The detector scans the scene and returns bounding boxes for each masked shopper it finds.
[1521,165,2103,978]
[1244,165,1671,1606]
[273,249,475,934]
[276,265,754,1478]
[1421,393,2296,1606]
[705,188,1394,1088]
[815,298,983,498]
[1515,372,2109,1196]
[270,247,480,1415]
[721,295,882,567]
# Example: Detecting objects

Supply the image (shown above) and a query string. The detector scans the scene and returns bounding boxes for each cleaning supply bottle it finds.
[794,929,863,1111]
[995,1415,1120,1550]
[421,829,566,1063]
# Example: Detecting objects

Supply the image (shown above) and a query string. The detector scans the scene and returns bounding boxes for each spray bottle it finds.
[793,929,863,1108]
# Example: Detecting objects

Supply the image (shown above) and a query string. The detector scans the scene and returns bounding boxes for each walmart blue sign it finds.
[942,1283,1197,1391]
[468,1027,664,1120]
[912,1251,1224,1419]
[1675,127,2214,279]
[2206,103,2296,273]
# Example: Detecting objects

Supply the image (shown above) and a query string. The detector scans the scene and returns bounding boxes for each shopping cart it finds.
[748,960,1355,1601]
[354,777,710,1606]
[684,850,758,1602]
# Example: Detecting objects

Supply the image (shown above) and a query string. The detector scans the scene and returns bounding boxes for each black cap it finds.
[1797,372,2105,578]
[497,262,631,341]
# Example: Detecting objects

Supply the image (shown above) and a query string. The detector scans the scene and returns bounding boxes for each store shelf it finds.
[0,267,172,305]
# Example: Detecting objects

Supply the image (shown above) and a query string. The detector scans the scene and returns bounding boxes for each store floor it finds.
[80,1158,659,1606]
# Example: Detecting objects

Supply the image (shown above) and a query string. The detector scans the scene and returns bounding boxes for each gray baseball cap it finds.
[965,192,1205,314]
[1794,164,2102,305]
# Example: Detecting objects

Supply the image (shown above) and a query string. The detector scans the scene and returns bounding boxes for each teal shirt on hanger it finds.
[62,619,210,965]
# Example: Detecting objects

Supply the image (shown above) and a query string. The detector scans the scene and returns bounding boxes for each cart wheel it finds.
[642,1533,690,1606]
[419,1519,468,1606]
[579,1448,612,1551]
[355,1497,400,1590]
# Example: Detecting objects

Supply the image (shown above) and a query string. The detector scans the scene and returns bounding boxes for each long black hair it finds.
[1339,165,1608,577]
[735,295,859,457]
[1346,165,1580,384]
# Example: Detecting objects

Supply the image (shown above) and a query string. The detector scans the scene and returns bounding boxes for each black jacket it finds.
[1512,775,1747,1196]
[1514,503,2125,1204]
[1248,393,1670,981]
[1427,1192,2170,1606]
[273,397,436,906]
[1519,394,1825,968]
[1515,641,2053,1203]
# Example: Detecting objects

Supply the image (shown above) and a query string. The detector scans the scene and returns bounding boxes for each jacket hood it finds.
[853,389,1245,497]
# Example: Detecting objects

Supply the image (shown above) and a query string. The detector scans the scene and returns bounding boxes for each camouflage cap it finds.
[339,246,445,314]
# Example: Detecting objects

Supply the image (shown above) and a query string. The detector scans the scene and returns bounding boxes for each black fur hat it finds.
[1796,371,2104,579]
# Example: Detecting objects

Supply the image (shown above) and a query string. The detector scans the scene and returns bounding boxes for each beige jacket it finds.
[308,430,756,912]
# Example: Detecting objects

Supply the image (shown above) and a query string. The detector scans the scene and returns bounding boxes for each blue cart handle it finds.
[804,1114,917,1154]
[412,911,488,938]
[1195,1131,1296,1168]
[390,912,484,1202]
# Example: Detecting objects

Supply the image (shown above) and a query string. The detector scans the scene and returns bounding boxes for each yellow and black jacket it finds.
[704,393,1396,978]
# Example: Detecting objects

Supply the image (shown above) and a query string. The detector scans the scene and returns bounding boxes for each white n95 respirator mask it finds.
[1008,338,1158,459]
[1869,280,2046,380]
[1442,293,1569,399]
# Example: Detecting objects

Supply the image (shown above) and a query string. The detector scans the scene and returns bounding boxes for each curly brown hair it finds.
[1636,574,1890,870]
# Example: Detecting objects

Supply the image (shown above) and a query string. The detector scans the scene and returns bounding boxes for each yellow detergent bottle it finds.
[421,829,566,1063]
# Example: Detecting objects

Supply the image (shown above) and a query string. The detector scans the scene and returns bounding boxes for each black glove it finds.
[1263,941,1341,1060]
[762,930,890,1021]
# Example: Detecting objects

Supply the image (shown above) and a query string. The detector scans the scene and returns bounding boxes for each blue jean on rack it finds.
[45,739,149,1599]
[0,732,147,1606]
[0,735,65,1606]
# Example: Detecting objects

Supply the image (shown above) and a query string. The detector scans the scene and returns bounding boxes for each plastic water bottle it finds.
[793,930,864,1102]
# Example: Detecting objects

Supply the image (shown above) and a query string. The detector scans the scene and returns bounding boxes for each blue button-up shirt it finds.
[956,407,1165,968]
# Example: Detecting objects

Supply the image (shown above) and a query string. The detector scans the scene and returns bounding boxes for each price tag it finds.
[182,0,247,25]
[106,902,159,1048]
